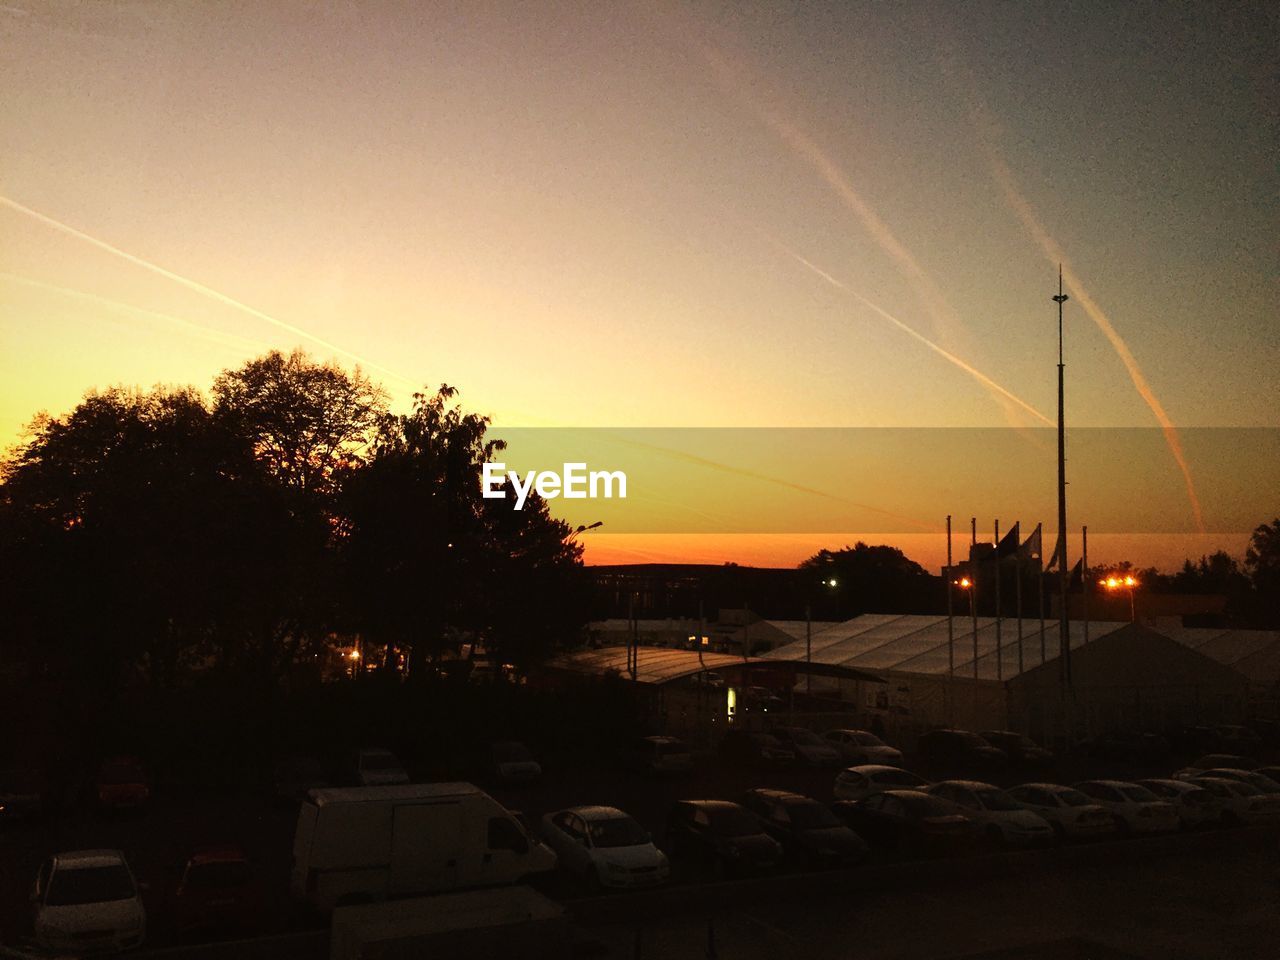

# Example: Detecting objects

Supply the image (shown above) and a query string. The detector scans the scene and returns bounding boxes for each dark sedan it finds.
[741,788,868,867]
[833,789,979,859]
[665,800,784,876]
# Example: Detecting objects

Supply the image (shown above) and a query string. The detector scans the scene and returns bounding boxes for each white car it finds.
[772,728,841,766]
[491,741,542,785]
[1136,779,1220,828]
[926,780,1054,846]
[1183,768,1280,795]
[32,850,146,954]
[822,729,904,766]
[354,747,410,786]
[1073,780,1178,835]
[833,765,930,802]
[1192,776,1280,826]
[540,806,669,889]
[1005,783,1116,841]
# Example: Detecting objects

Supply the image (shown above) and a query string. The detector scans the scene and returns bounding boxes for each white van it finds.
[291,783,556,910]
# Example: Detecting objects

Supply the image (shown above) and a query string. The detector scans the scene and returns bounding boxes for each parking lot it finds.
[3,732,1279,957]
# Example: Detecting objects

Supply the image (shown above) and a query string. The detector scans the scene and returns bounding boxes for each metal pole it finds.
[1053,266,1073,741]
[1015,536,1024,676]
[946,515,954,725]
[805,602,812,696]
[1038,523,1047,665]
[970,518,979,682]
[1082,525,1090,643]
[994,519,1002,682]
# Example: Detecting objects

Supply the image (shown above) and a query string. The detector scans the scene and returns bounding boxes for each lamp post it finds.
[1104,574,1138,623]
[567,520,603,543]
[805,576,839,696]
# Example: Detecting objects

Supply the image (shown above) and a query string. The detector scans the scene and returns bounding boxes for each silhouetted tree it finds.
[799,542,939,616]
[1245,519,1280,626]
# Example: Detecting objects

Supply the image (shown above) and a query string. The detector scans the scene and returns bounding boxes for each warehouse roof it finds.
[1155,619,1280,687]
[762,614,1131,682]
[542,647,883,686]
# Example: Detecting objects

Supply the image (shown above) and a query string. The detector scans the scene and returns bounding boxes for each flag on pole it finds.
[1018,523,1043,565]
[997,521,1021,561]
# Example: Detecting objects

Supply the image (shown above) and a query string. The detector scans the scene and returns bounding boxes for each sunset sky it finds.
[2,2,1276,570]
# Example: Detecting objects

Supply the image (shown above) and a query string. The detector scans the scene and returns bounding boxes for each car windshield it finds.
[975,789,1020,811]
[47,865,135,905]
[1121,785,1159,803]
[361,753,401,770]
[710,807,763,837]
[789,730,822,746]
[955,732,987,747]
[186,861,252,889]
[588,816,650,848]
[493,743,533,762]
[1230,781,1261,797]
[853,733,884,746]
[876,769,924,786]
[788,801,841,829]
[1056,789,1092,807]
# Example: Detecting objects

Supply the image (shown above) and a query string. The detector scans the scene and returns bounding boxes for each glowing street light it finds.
[955,577,972,589]
[1103,573,1139,622]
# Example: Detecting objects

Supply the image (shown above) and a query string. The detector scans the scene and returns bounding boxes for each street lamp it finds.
[566,520,603,543]
[805,576,841,695]
[1103,574,1138,622]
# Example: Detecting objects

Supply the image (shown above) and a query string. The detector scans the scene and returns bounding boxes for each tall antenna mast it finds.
[1052,265,1072,729]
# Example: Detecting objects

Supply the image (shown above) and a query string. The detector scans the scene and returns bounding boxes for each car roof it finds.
[1015,782,1075,792]
[842,764,909,774]
[53,850,128,869]
[308,783,480,806]
[676,800,742,811]
[187,846,249,865]
[1139,778,1197,790]
[641,736,685,745]
[932,779,999,791]
[1076,780,1139,788]
[1200,767,1253,776]
[745,788,806,802]
[562,805,628,821]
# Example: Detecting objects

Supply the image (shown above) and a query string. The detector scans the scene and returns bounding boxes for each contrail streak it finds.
[702,46,970,355]
[982,156,1206,532]
[0,195,416,389]
[771,240,1054,427]
[1,273,275,356]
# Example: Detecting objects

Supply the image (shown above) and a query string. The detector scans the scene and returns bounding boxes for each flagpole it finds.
[1037,523,1047,664]
[1015,523,1024,676]
[970,518,979,682]
[946,515,955,725]
[994,519,1002,682]
[1053,266,1073,743]
[1082,525,1090,643]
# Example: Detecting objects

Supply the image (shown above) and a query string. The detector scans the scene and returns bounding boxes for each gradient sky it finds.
[2,2,1276,569]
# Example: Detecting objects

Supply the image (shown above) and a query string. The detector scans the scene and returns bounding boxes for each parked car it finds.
[769,728,841,766]
[833,765,930,802]
[539,806,668,890]
[741,789,868,867]
[1184,768,1280,795]
[1191,776,1280,826]
[926,780,1054,846]
[915,730,1006,775]
[171,846,263,938]
[1072,780,1179,835]
[1005,783,1115,841]
[273,755,331,802]
[32,849,146,954]
[980,731,1053,768]
[624,736,693,776]
[822,729,903,766]
[489,742,542,785]
[664,800,783,876]
[1135,779,1221,829]
[1254,766,1280,786]
[831,790,978,858]
[291,783,556,909]
[352,748,409,787]
[0,768,47,820]
[1174,754,1261,778]
[719,730,794,763]
[94,757,150,812]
